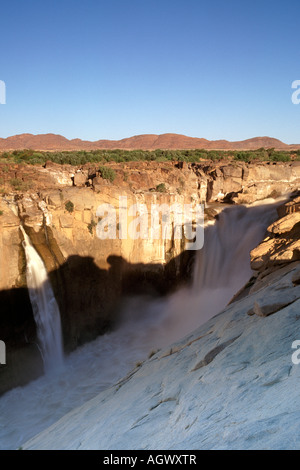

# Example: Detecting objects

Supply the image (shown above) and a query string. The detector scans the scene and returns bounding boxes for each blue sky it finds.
[0,0,299,143]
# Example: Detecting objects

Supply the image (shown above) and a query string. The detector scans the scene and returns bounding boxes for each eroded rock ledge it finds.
[250,194,300,287]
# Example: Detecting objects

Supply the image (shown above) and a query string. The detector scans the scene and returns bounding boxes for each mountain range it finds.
[0,133,299,151]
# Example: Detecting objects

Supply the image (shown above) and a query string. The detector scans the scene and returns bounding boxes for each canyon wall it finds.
[0,159,300,393]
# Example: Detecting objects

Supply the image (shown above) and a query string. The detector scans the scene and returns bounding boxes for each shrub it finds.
[87,219,97,234]
[9,178,33,191]
[269,152,290,162]
[156,183,166,193]
[0,210,3,216]
[99,166,116,182]
[65,200,74,213]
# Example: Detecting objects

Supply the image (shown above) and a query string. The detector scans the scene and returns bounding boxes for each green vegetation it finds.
[233,148,292,163]
[98,166,116,182]
[87,219,97,234]
[65,200,74,213]
[156,183,167,193]
[0,147,297,166]
[9,178,33,191]
[0,210,3,216]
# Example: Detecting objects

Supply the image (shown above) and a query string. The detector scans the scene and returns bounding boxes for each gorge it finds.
[0,158,300,449]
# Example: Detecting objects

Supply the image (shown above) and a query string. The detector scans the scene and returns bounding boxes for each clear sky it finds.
[0,0,299,143]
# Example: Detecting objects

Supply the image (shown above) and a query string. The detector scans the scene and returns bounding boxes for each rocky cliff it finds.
[0,160,300,394]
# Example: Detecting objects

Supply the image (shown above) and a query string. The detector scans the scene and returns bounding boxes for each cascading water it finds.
[20,226,64,373]
[0,201,279,449]
[132,200,279,345]
[184,202,279,328]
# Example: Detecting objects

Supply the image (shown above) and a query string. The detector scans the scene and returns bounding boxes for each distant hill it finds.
[0,133,299,151]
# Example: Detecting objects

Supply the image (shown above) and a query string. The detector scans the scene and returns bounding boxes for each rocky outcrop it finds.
[193,161,300,204]
[250,195,300,280]
[1,160,300,205]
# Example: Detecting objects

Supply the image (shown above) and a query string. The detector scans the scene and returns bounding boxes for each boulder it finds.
[73,172,87,187]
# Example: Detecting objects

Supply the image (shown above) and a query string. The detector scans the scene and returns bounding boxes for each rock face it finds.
[193,161,300,204]
[250,195,300,277]
[1,160,300,394]
[22,262,300,450]
[0,163,200,393]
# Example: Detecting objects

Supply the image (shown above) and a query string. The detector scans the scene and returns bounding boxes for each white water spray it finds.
[20,226,64,372]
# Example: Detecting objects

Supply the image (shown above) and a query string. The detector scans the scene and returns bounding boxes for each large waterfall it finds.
[20,226,64,373]
[0,201,278,449]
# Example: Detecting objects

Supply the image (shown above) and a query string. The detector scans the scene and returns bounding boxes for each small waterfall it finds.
[20,226,64,372]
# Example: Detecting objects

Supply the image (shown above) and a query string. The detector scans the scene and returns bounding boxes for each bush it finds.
[99,166,116,182]
[9,178,32,191]
[65,200,74,213]
[87,219,97,234]
[269,152,290,162]
[156,183,166,193]
[0,210,3,216]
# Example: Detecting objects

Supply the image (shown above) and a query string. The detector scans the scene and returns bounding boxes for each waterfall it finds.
[173,201,277,328]
[0,201,280,449]
[20,226,64,372]
[193,201,278,297]
[137,200,280,344]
